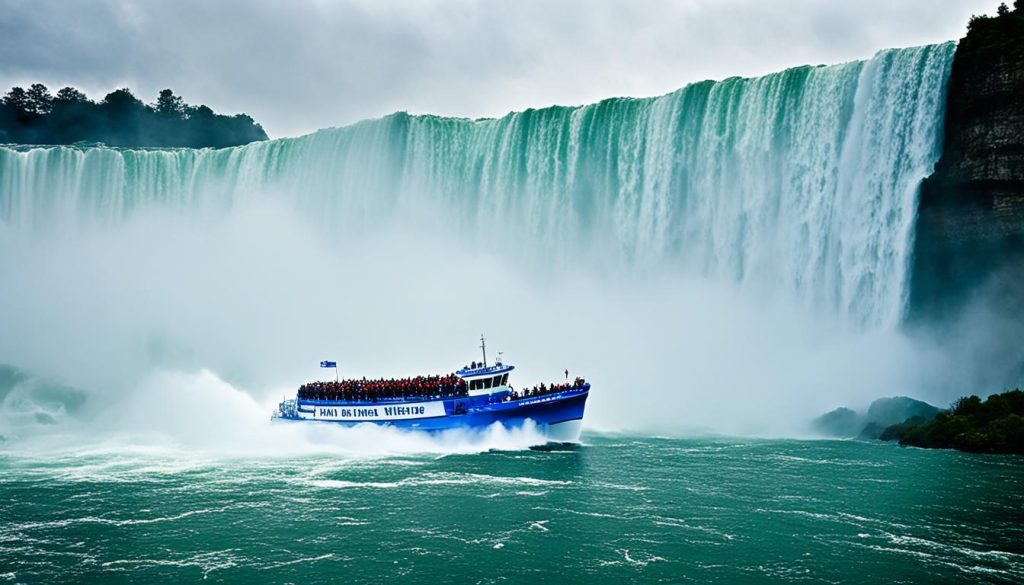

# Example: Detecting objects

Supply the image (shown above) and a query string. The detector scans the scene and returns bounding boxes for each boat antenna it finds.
[480,334,487,367]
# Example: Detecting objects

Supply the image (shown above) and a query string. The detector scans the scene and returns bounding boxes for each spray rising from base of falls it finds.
[0,203,963,444]
[0,43,972,446]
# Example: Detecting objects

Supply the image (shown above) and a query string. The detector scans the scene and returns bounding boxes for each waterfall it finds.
[0,43,954,329]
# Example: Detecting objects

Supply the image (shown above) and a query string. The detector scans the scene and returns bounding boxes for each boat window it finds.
[500,374,508,385]
[492,375,502,387]
[483,378,493,389]
[470,380,480,391]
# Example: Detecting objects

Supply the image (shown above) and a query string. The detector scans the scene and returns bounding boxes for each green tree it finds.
[102,88,143,110]
[997,2,1010,16]
[952,395,982,417]
[188,104,215,118]
[100,88,146,146]
[54,87,88,105]
[25,83,53,114]
[968,13,991,30]
[2,87,30,112]
[154,89,186,118]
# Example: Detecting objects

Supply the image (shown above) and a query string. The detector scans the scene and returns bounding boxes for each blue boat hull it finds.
[275,387,589,442]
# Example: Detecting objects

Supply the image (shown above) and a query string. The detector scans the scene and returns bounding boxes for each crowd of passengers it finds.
[297,374,588,403]
[504,377,587,401]
[298,374,467,402]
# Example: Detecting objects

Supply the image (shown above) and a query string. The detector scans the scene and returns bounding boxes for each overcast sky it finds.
[0,0,986,138]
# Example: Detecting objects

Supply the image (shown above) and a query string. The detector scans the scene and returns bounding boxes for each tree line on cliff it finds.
[970,0,1024,27]
[886,390,1024,454]
[0,85,268,148]
[814,390,1024,455]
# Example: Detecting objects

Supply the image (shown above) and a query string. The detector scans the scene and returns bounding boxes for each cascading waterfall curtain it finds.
[0,43,954,330]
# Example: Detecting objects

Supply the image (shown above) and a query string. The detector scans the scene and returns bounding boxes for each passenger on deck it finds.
[502,376,588,402]
[296,374,468,402]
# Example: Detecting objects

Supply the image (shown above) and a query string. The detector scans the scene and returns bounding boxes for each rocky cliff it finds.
[911,7,1024,321]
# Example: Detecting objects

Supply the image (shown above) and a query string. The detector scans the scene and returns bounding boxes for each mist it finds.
[0,190,971,448]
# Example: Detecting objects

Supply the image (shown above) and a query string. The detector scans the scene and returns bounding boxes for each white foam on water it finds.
[4,368,557,459]
[300,471,571,491]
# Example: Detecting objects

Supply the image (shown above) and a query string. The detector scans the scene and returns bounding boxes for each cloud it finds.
[0,0,981,137]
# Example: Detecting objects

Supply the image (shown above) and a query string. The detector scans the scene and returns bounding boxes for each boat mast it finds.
[480,334,487,367]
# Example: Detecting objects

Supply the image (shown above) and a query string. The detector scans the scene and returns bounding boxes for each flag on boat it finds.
[320,361,336,368]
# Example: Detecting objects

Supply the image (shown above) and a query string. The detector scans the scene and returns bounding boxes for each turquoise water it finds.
[3,436,1022,584]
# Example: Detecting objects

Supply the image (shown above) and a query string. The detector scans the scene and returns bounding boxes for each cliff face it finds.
[910,10,1024,321]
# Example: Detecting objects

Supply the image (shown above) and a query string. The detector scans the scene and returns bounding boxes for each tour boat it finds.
[271,336,590,442]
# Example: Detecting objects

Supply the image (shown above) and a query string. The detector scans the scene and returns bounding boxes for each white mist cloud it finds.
[0,194,966,443]
[0,0,983,137]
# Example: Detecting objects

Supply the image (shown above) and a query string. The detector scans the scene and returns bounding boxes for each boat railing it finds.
[501,382,590,403]
[456,363,514,377]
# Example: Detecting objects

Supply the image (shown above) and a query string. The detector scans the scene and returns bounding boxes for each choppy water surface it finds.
[2,436,1022,584]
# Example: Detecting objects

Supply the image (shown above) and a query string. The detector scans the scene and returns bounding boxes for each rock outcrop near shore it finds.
[813,397,941,439]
